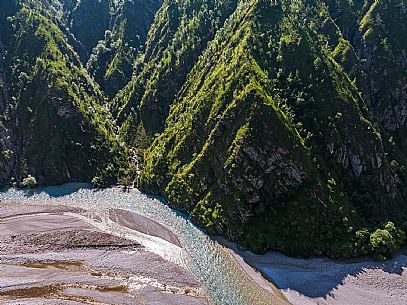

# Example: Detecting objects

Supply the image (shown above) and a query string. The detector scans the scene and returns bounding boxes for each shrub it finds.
[370,229,397,258]
[21,175,38,188]
[369,222,406,259]
[354,222,406,259]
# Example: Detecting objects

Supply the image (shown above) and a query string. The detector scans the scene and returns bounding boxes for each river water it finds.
[0,184,288,305]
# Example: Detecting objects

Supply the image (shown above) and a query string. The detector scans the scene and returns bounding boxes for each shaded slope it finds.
[324,0,407,193]
[65,0,111,55]
[87,0,163,97]
[0,1,129,186]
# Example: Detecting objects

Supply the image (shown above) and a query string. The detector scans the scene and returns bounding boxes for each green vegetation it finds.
[87,0,163,97]
[0,0,133,186]
[355,222,406,260]
[135,0,407,257]
[0,0,406,258]
[21,174,38,188]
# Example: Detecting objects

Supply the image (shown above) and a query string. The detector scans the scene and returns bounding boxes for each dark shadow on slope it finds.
[38,183,92,197]
[0,183,92,198]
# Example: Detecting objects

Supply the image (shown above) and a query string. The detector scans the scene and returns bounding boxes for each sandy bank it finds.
[216,237,407,305]
[109,208,181,247]
[0,204,209,305]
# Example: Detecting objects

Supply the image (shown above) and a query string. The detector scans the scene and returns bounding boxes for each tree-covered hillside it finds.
[0,0,132,186]
[0,0,406,258]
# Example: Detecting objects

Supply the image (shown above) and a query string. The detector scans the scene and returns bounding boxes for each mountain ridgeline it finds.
[0,0,406,258]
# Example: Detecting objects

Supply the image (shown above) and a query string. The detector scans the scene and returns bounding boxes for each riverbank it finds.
[8,185,405,305]
[216,237,407,305]
[0,185,291,305]
[0,203,208,305]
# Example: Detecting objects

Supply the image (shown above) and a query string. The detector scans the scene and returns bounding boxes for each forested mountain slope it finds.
[115,0,239,137]
[86,0,163,96]
[136,0,407,257]
[0,0,406,258]
[0,0,132,186]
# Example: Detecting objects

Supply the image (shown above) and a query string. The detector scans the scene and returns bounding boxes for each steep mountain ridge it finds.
[0,0,130,186]
[0,0,406,258]
[87,0,163,96]
[137,0,406,256]
[115,0,239,137]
